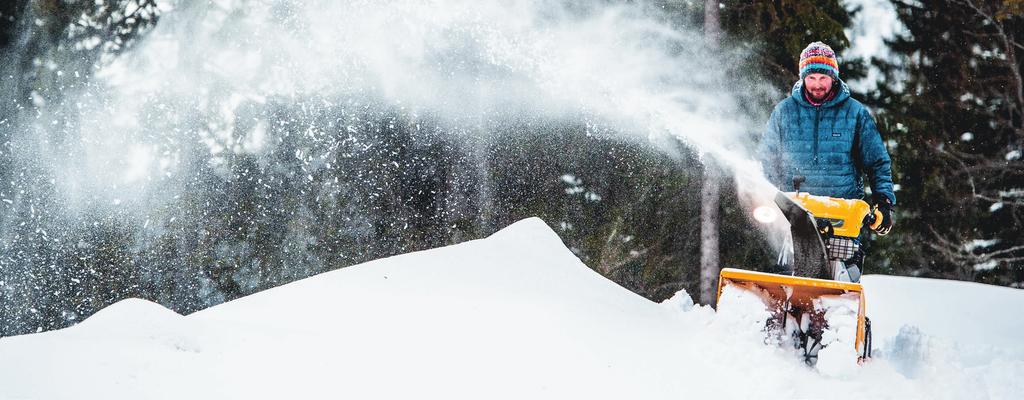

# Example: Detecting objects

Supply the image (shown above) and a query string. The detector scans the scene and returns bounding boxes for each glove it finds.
[872,193,894,235]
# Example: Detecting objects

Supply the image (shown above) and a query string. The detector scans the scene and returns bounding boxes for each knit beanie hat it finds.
[799,41,839,80]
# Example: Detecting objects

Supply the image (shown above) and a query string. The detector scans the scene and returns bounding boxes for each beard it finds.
[806,85,834,102]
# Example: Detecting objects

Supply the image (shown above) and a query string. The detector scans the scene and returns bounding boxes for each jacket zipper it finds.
[813,106,822,164]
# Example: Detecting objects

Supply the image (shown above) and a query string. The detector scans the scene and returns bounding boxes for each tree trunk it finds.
[699,0,722,307]
[699,169,721,306]
[703,0,721,47]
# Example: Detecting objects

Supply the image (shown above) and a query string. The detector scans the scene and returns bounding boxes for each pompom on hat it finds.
[799,41,839,80]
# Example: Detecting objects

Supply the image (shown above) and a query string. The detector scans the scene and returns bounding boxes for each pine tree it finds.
[720,0,866,91]
[869,0,1023,285]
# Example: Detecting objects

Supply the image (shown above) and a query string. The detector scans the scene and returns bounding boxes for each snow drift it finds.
[0,218,1022,399]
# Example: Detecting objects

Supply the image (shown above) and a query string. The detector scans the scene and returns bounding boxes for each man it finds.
[760,41,895,279]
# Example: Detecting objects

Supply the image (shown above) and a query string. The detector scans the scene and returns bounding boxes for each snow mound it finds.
[77,298,182,329]
[1,217,1022,400]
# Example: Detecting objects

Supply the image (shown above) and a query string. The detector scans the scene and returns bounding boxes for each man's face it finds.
[804,73,834,101]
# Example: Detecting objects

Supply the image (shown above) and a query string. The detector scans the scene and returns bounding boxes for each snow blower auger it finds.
[717,176,883,365]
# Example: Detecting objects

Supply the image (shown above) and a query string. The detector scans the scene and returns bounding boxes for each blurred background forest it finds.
[0,0,1021,336]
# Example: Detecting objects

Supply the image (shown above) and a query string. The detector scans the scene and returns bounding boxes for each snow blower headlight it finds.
[753,205,779,224]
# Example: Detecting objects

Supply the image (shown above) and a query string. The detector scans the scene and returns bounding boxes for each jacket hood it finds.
[791,79,851,108]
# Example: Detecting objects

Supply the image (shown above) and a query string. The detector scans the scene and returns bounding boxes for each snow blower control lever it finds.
[863,207,885,233]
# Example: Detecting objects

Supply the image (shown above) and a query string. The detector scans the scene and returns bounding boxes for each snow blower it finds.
[717,176,883,364]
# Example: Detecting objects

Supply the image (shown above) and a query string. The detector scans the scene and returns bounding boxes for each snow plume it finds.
[30,0,779,214]
[4,0,794,311]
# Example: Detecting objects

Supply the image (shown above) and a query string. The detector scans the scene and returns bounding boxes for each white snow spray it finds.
[37,0,790,245]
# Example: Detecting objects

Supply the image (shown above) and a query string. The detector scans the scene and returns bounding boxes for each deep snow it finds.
[1,218,1022,399]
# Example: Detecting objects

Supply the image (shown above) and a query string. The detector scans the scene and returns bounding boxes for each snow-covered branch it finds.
[956,0,1024,139]
[927,225,1024,275]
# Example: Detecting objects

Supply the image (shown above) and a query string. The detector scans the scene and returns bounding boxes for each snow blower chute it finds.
[717,176,883,363]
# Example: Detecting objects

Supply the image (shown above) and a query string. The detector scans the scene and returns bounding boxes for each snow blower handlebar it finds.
[864,208,885,233]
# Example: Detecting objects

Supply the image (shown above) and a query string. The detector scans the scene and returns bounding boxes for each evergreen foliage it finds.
[720,0,866,90]
[868,0,1023,285]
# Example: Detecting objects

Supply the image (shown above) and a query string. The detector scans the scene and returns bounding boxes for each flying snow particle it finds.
[560,174,582,185]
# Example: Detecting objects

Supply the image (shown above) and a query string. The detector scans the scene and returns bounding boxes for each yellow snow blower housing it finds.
[717,268,870,361]
[716,177,882,363]
[789,192,883,238]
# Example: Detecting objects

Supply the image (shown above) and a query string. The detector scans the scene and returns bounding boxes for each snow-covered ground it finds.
[1,218,1022,399]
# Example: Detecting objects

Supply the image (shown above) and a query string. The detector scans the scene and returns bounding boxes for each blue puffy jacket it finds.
[759,79,896,205]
